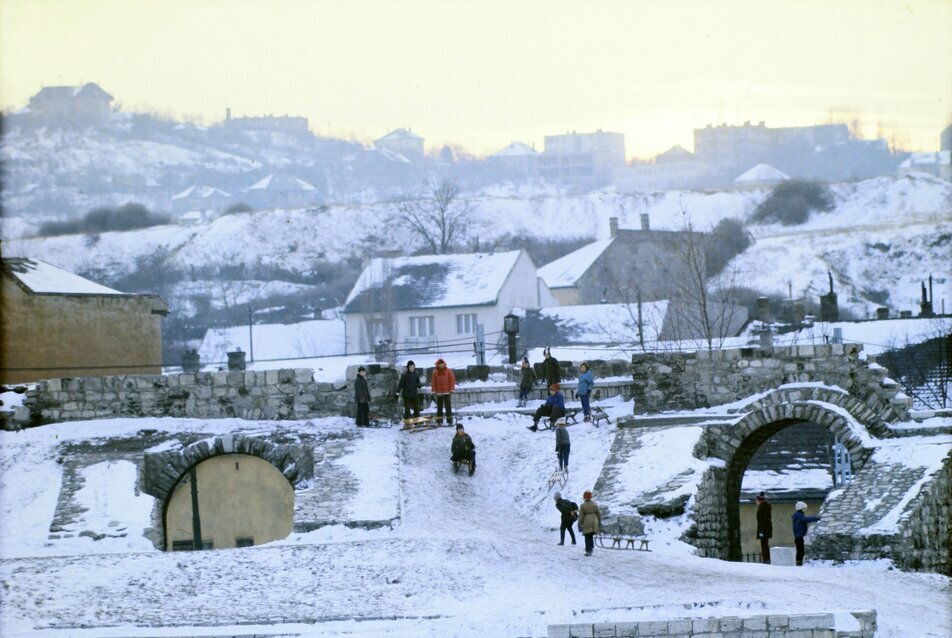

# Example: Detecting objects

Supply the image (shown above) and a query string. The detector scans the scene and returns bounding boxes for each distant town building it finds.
[939,124,951,152]
[694,121,848,167]
[539,130,626,188]
[374,128,425,160]
[223,109,309,135]
[1,258,167,384]
[614,145,712,192]
[342,250,555,355]
[538,216,696,306]
[488,141,540,178]
[243,173,319,209]
[897,152,951,182]
[734,163,790,189]
[26,82,113,124]
[171,185,232,213]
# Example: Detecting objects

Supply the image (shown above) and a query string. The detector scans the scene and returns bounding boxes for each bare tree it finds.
[398,180,473,254]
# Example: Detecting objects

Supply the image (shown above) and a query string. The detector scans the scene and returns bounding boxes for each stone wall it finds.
[547,609,877,637]
[630,343,911,421]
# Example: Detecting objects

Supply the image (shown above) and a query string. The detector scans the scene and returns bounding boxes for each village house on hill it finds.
[0,258,167,384]
[374,128,425,161]
[342,250,556,355]
[538,216,696,306]
[26,82,113,124]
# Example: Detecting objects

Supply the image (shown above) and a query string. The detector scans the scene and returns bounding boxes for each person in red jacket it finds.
[431,358,456,425]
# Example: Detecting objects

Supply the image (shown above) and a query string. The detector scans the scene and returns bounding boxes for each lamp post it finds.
[503,313,520,364]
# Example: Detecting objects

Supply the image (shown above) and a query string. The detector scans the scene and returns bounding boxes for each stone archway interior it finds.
[164,454,294,551]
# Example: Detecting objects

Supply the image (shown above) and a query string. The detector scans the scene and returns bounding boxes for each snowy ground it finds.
[1,405,950,637]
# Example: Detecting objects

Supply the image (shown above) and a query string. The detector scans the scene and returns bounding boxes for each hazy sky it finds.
[1,0,950,158]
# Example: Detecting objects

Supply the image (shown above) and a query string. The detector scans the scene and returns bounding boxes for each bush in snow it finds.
[750,180,834,226]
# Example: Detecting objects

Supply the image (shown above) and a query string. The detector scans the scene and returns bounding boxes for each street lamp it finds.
[503,313,520,364]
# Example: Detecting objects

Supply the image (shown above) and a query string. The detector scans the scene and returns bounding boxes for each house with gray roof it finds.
[342,250,556,355]
[374,128,425,161]
[27,82,113,123]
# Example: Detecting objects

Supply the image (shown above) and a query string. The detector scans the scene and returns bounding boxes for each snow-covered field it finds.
[1,406,949,637]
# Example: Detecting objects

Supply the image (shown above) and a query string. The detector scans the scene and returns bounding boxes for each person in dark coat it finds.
[553,491,578,545]
[540,347,561,387]
[755,491,772,564]
[529,384,565,431]
[517,356,536,408]
[579,490,601,556]
[396,360,422,419]
[576,362,595,421]
[354,366,370,426]
[450,424,476,475]
[791,501,820,566]
[555,420,571,471]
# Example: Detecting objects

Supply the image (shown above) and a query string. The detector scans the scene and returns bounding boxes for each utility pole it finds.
[248,306,254,363]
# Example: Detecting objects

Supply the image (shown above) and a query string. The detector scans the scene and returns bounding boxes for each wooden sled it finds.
[401,414,460,432]
[547,468,568,490]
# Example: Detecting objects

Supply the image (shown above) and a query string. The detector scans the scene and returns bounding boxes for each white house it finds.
[733,163,789,189]
[342,250,557,355]
[374,128,425,160]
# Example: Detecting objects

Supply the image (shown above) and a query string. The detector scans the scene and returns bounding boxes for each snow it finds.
[735,163,789,182]
[537,301,670,343]
[771,318,952,355]
[1,410,950,637]
[490,141,539,157]
[197,319,346,365]
[5,258,125,295]
[537,238,613,288]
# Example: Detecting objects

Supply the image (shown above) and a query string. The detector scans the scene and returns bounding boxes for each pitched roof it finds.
[376,128,424,143]
[344,250,524,313]
[246,174,317,191]
[2,258,125,295]
[734,163,789,183]
[172,185,232,200]
[30,82,113,102]
[533,301,669,343]
[490,142,539,158]
[537,239,614,289]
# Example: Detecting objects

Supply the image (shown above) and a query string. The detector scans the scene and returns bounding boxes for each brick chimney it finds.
[640,213,650,231]
[609,217,618,237]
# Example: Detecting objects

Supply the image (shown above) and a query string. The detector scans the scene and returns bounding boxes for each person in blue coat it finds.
[529,384,565,431]
[791,501,821,566]
[576,362,595,421]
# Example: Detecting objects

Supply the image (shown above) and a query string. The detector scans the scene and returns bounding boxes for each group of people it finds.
[755,491,821,566]
[353,357,457,427]
[554,490,602,556]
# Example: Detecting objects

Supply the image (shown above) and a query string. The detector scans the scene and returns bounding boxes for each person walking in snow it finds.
[755,491,772,564]
[431,358,456,425]
[554,491,578,546]
[353,366,370,427]
[540,347,561,387]
[791,501,820,566]
[576,362,595,422]
[517,356,536,408]
[529,384,565,431]
[450,424,476,475]
[555,420,571,471]
[579,490,601,556]
[396,360,423,420]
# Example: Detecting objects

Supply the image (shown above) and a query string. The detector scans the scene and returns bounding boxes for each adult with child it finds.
[553,491,578,546]
[396,360,423,420]
[450,424,476,475]
[576,362,595,422]
[791,501,820,566]
[528,384,565,431]
[353,366,370,427]
[579,490,602,556]
[517,356,536,408]
[431,358,456,425]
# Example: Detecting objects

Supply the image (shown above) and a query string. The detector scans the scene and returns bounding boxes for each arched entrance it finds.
[691,392,875,561]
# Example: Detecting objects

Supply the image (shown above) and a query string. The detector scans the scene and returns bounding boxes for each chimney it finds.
[640,213,650,231]
[819,270,839,322]
[225,107,231,121]
[920,279,934,317]
[876,307,889,320]
[756,296,770,322]
[609,217,618,237]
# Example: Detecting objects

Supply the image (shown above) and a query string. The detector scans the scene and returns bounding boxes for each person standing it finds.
[555,420,571,471]
[553,491,578,546]
[517,356,536,408]
[529,384,565,431]
[540,347,561,387]
[431,358,456,425]
[576,362,595,421]
[396,360,422,420]
[755,491,772,564]
[450,424,476,475]
[579,490,601,556]
[354,366,370,427]
[791,501,820,566]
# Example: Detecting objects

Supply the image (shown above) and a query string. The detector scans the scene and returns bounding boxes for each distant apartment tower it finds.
[27,82,113,124]
[375,128,425,160]
[540,130,626,188]
[693,121,848,167]
[223,109,309,135]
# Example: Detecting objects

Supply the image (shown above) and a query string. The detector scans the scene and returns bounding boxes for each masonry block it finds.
[592,622,616,637]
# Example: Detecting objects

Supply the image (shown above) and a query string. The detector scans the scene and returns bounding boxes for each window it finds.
[456,313,477,335]
[235,537,254,548]
[171,539,213,551]
[409,316,434,338]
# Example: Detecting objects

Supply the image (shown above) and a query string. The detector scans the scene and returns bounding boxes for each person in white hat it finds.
[791,501,820,566]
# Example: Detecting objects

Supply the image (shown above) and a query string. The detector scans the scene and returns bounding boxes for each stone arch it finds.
[140,434,313,549]
[691,397,877,561]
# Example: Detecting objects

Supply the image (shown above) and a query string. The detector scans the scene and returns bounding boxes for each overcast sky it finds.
[1,0,949,158]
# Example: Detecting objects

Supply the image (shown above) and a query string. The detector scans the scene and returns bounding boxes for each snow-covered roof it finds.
[2,258,125,295]
[537,239,614,288]
[734,163,789,183]
[376,128,424,143]
[534,301,669,343]
[490,142,539,158]
[375,148,411,164]
[772,317,952,356]
[898,151,951,168]
[172,185,231,200]
[344,250,524,312]
[246,174,317,192]
[197,319,345,364]
[657,144,692,160]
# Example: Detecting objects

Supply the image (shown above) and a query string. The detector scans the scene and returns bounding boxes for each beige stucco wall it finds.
[0,278,166,384]
[164,454,293,550]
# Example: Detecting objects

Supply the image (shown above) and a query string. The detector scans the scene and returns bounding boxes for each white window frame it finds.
[456,313,477,335]
[409,316,435,338]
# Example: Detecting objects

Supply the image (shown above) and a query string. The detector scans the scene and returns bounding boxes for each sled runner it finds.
[547,468,568,490]
[453,458,476,476]
[595,519,650,551]
[401,414,459,432]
